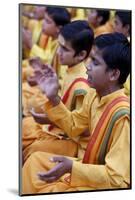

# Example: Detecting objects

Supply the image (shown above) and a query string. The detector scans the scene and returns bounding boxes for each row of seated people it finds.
[20,5,131,195]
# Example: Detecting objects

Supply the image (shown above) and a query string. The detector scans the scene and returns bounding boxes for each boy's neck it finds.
[51,33,59,40]
[98,84,122,98]
[68,60,83,68]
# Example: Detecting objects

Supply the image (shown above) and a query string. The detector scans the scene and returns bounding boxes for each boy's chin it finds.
[59,60,66,65]
[87,79,95,88]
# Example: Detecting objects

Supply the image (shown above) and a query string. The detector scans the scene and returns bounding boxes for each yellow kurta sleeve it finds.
[44,90,96,138]
[75,95,86,110]
[124,75,130,96]
[70,117,130,189]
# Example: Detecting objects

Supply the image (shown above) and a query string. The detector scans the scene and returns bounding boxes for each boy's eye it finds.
[92,57,99,66]
[46,19,51,24]
[61,46,69,51]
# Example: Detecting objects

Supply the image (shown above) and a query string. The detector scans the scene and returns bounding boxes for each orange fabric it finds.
[22,63,89,163]
[22,152,77,194]
[94,21,114,37]
[83,96,129,163]
[38,34,49,49]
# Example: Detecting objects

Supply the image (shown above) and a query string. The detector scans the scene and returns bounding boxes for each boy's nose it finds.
[57,47,62,56]
[86,60,92,71]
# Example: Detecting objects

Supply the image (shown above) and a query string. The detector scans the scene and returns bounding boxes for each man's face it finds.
[42,13,58,37]
[57,34,79,67]
[86,46,110,93]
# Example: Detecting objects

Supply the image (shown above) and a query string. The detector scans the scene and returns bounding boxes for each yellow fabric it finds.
[22,20,44,59]
[124,75,130,96]
[21,16,29,28]
[22,88,130,194]
[94,21,114,37]
[30,37,58,64]
[22,152,78,194]
[45,89,129,159]
[22,37,59,116]
[31,20,43,44]
[22,62,90,162]
[72,9,86,21]
[22,82,46,116]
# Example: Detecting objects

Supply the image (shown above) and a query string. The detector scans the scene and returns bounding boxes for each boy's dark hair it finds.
[60,20,94,58]
[115,10,131,34]
[46,7,70,26]
[94,32,130,85]
[97,9,110,25]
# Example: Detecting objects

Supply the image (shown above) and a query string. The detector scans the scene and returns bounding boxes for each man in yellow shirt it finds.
[22,20,94,163]
[22,32,130,194]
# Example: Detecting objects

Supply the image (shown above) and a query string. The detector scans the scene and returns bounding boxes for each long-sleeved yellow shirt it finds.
[43,88,130,189]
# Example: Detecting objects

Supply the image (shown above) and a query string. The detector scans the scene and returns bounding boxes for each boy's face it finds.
[57,34,80,67]
[113,15,129,37]
[34,6,46,20]
[42,13,59,37]
[86,46,111,93]
[87,9,98,27]
[114,15,124,33]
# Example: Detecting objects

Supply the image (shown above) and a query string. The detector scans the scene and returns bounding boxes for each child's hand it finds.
[30,108,48,124]
[37,156,73,183]
[29,57,42,69]
[38,65,60,104]
[27,76,37,86]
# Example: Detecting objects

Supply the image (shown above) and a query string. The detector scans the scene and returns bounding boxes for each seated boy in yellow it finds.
[22,7,71,116]
[22,20,94,162]
[87,9,114,37]
[113,10,131,96]
[22,33,130,194]
[23,7,70,79]
[22,6,46,59]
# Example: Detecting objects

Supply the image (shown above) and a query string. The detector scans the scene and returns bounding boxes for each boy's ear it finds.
[97,16,103,25]
[109,69,120,82]
[56,25,63,34]
[77,50,87,62]
[124,24,130,35]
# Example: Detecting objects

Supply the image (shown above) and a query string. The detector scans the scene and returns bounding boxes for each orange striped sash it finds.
[62,78,89,104]
[83,96,129,164]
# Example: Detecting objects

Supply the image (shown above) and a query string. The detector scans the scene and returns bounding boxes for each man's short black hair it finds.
[46,7,70,26]
[94,32,130,85]
[60,20,94,58]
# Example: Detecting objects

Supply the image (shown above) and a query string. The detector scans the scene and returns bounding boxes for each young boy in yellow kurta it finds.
[113,10,131,96]
[22,5,46,59]
[87,9,114,37]
[22,7,71,116]
[22,20,94,163]
[22,32,130,194]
